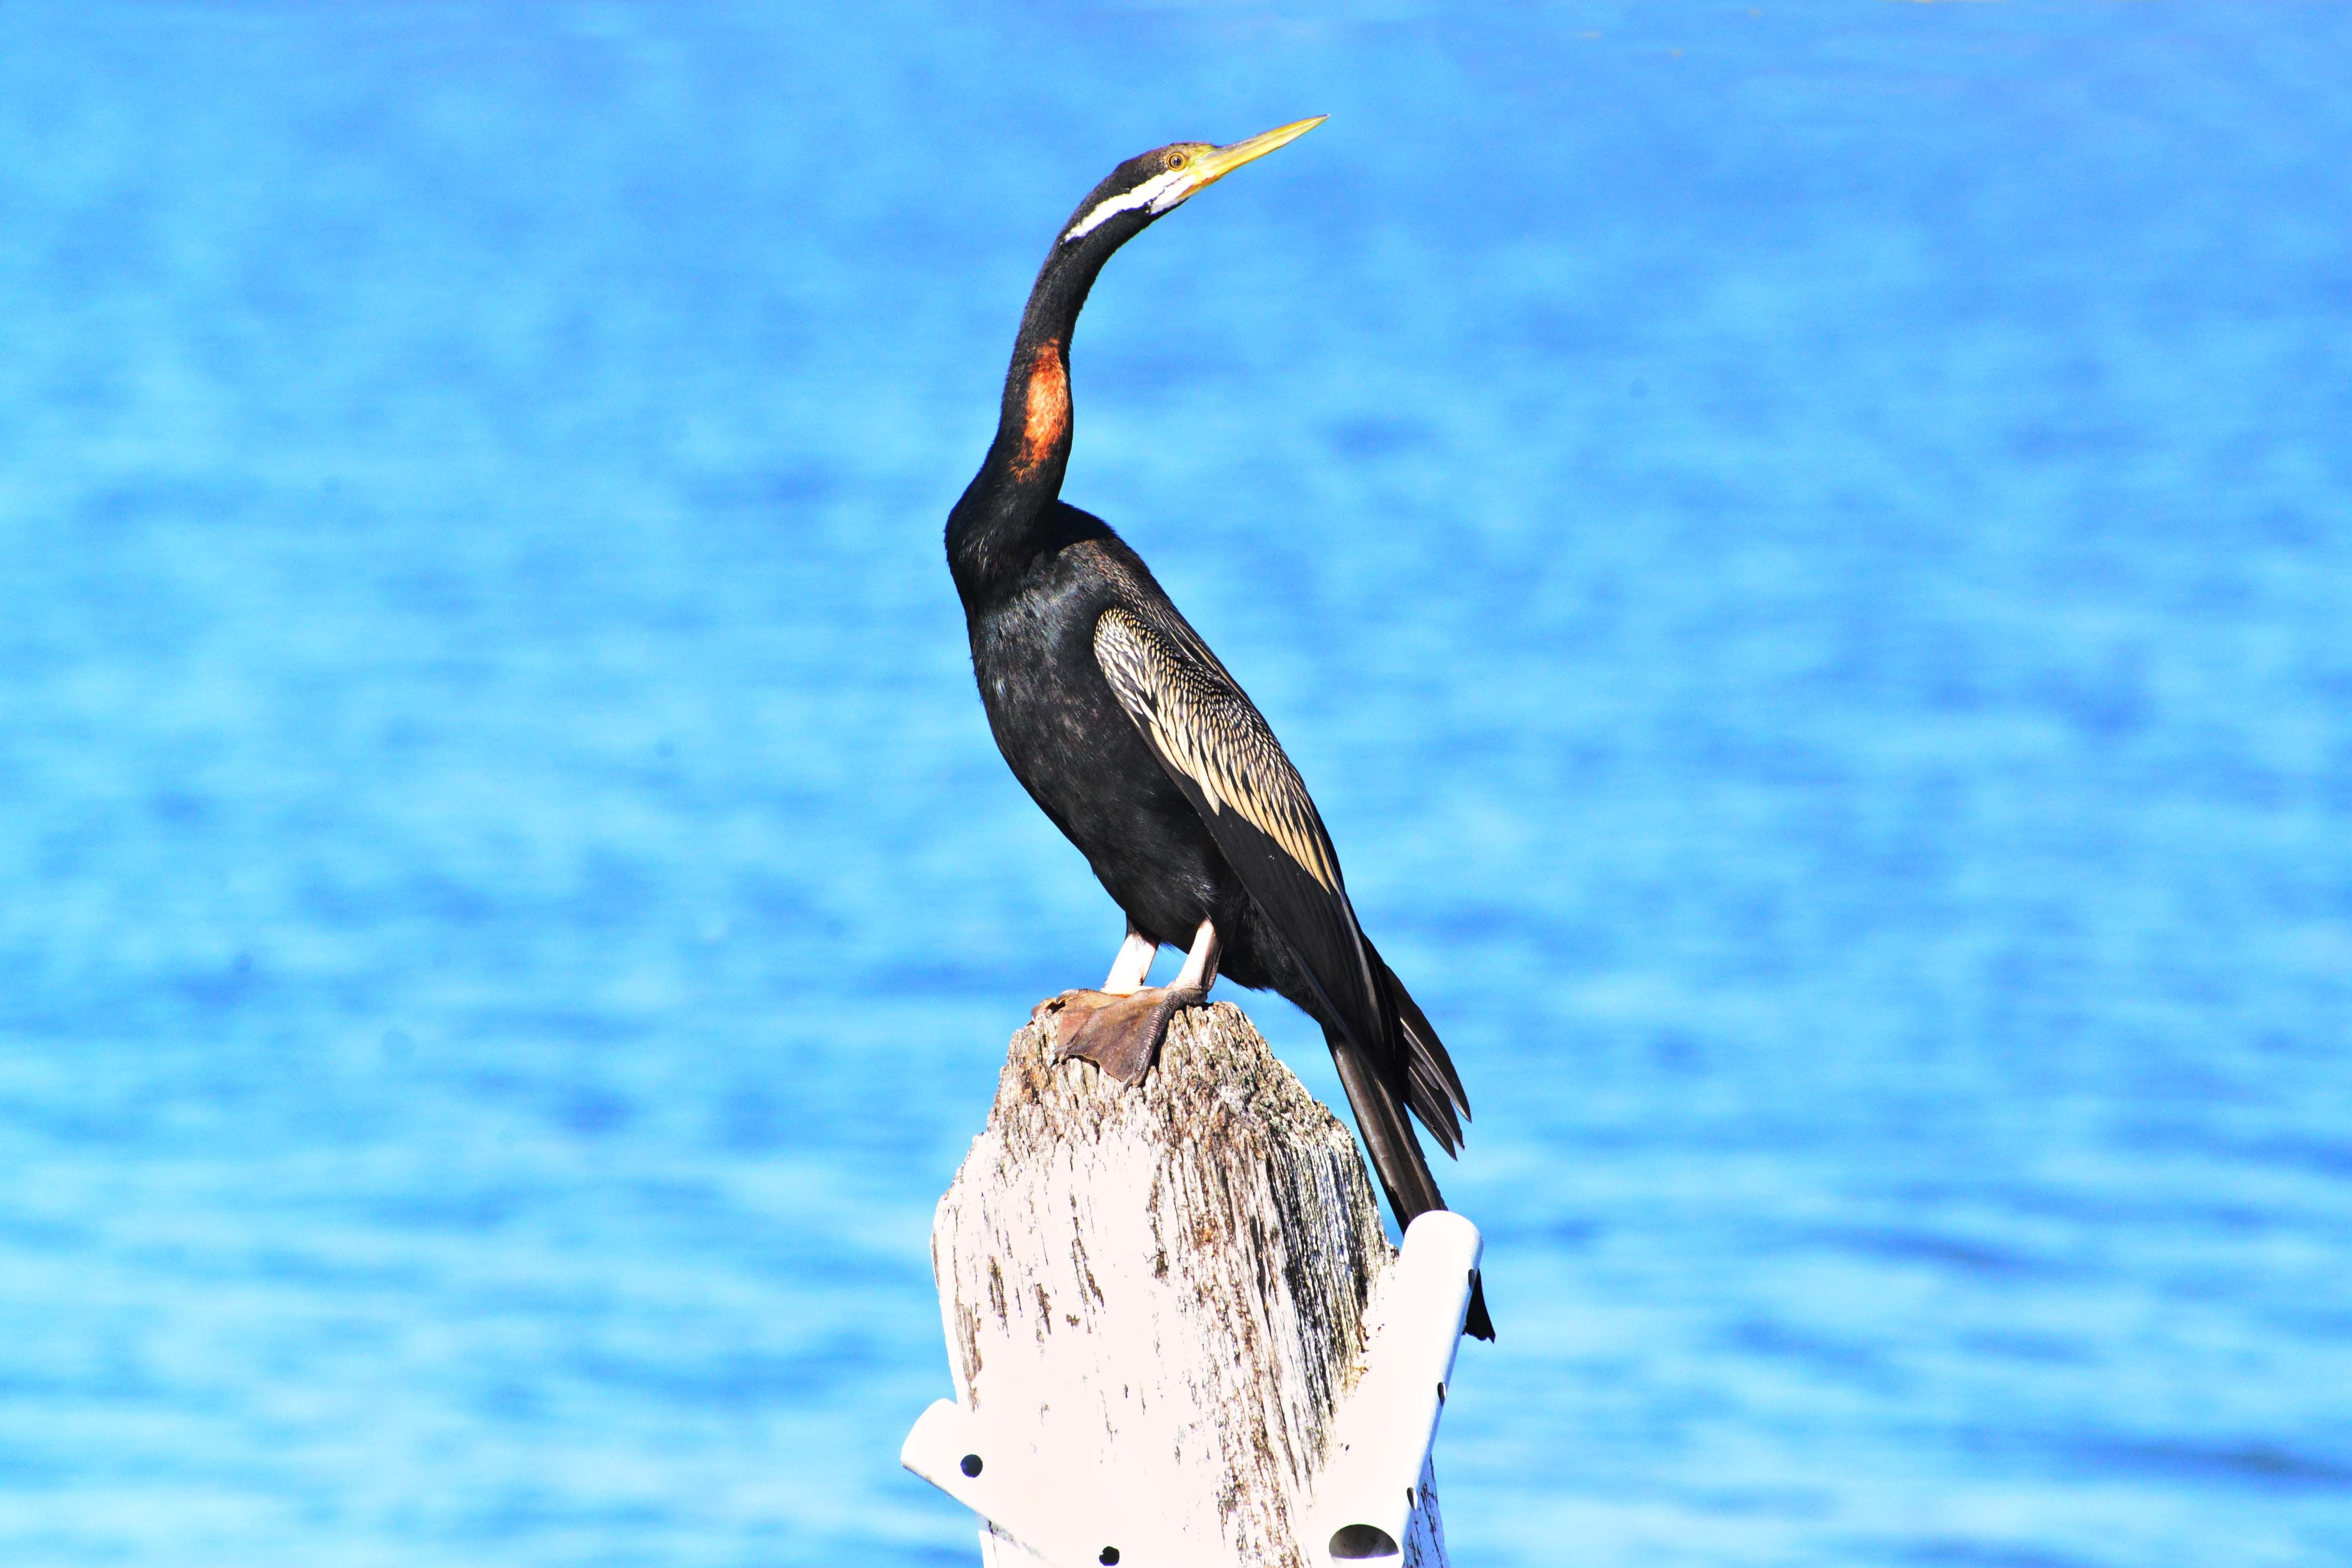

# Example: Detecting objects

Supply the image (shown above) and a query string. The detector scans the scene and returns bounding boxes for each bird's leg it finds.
[1031,924,1158,1044]
[1045,919,1222,1087]
[1102,924,1157,995]
[1168,916,1222,997]
[1031,924,1157,1043]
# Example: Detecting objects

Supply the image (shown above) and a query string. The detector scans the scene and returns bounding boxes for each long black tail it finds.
[1325,1021,1496,1342]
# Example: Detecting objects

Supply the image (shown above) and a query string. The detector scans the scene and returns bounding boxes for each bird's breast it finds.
[966,553,1228,930]
[971,575,1125,787]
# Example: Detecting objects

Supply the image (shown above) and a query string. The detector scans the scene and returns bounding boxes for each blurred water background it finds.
[3,2,2348,1564]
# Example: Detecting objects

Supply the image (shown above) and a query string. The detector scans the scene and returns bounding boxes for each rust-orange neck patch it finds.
[1011,338,1069,480]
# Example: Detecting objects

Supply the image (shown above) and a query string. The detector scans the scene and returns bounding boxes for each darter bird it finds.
[945,118,1491,1340]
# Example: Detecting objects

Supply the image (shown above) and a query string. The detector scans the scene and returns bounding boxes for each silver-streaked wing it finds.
[1093,605,1386,1056]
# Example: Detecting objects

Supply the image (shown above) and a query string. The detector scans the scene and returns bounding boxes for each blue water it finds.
[4,3,2348,1563]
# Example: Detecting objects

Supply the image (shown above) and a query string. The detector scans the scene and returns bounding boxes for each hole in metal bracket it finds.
[959,1453,983,1478]
[1329,1523,1400,1559]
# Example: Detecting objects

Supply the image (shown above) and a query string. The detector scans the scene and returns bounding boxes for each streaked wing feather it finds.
[1093,607,1386,1055]
[1379,950,1470,1151]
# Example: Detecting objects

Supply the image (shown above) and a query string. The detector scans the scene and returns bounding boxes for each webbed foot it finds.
[1040,982,1209,1087]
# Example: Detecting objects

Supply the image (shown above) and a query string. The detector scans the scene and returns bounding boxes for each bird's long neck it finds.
[947,236,1117,603]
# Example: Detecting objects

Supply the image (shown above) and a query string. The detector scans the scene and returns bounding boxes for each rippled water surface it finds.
[4,3,2348,1564]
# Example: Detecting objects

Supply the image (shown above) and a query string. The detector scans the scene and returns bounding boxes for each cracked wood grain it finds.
[932,1001,1448,1567]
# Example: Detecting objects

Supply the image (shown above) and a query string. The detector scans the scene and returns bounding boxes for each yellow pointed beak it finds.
[1179,116,1327,198]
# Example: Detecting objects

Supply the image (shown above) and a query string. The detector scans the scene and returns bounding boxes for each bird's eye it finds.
[1166,152,1189,172]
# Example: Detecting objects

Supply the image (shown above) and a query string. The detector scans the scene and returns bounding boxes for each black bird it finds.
[946,118,1491,1340]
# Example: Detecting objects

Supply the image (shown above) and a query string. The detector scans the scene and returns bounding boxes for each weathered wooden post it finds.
[902,1000,1478,1568]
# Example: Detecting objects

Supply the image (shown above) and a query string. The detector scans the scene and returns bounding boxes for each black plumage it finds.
[945,121,1491,1340]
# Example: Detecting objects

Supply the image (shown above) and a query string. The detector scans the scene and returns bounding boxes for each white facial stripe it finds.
[1061,166,1192,243]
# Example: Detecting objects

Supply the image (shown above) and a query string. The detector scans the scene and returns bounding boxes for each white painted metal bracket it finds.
[900,1398,1144,1568]
[902,1212,1481,1566]
[1305,1211,1481,1561]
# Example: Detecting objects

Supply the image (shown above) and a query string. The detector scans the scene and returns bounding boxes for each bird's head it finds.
[1055,117,1326,253]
